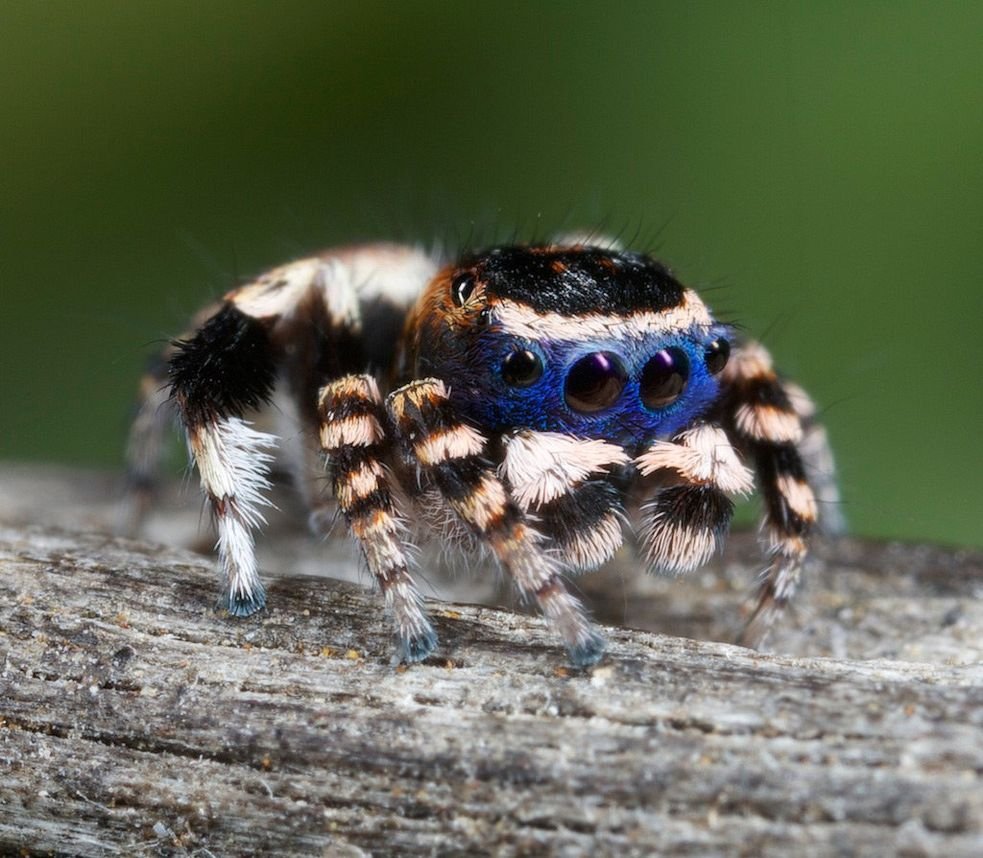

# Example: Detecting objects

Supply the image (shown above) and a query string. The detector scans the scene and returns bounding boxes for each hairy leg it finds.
[120,352,175,535]
[718,341,822,646]
[319,374,437,663]
[168,303,279,615]
[388,379,605,667]
[165,247,434,617]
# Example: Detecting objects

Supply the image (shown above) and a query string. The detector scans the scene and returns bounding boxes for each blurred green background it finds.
[1,1,980,547]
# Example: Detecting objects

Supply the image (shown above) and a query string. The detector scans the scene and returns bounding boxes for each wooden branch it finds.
[1,465,981,856]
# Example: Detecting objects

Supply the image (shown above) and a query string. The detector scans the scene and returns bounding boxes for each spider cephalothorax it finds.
[126,239,838,666]
[405,245,731,447]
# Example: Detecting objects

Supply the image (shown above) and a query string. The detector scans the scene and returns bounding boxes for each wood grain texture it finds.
[1,465,981,856]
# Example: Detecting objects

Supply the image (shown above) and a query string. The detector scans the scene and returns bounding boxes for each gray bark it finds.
[0,464,981,857]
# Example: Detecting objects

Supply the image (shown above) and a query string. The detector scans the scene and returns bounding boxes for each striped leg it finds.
[500,431,629,572]
[784,381,845,536]
[169,303,279,616]
[635,424,754,575]
[388,380,605,667]
[318,375,437,663]
[720,341,822,646]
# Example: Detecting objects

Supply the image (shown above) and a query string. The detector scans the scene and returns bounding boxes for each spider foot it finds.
[219,584,267,618]
[392,626,440,665]
[566,630,606,668]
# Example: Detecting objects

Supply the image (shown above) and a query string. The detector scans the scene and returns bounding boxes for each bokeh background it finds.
[2,1,980,547]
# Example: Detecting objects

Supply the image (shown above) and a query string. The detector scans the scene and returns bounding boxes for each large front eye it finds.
[641,348,689,409]
[564,352,628,413]
[502,349,544,387]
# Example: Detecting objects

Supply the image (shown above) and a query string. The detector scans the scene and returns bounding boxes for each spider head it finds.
[406,244,731,448]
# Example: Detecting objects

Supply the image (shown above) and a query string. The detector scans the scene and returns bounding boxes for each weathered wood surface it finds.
[1,464,981,857]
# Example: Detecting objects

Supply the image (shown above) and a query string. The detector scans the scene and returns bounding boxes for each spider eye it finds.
[641,348,689,409]
[451,272,476,307]
[705,337,730,375]
[564,352,628,413]
[501,350,544,387]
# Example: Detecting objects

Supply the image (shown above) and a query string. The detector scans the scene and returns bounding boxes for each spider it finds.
[125,238,838,666]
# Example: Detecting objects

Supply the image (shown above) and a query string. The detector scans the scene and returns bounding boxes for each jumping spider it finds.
[126,238,837,666]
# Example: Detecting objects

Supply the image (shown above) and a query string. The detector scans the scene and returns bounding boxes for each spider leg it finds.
[121,351,176,534]
[719,341,823,646]
[784,380,845,536]
[167,254,368,616]
[387,379,605,667]
[121,304,223,534]
[319,374,437,663]
[634,423,754,575]
[168,303,279,616]
[500,431,629,572]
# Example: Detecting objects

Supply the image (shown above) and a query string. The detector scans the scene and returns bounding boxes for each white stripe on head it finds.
[491,290,713,343]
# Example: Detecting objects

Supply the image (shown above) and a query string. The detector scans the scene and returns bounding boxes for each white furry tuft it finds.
[636,424,753,496]
[638,501,721,576]
[501,431,628,510]
[559,512,625,571]
[191,417,277,604]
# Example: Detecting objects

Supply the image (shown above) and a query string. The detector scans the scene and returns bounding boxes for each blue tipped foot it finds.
[220,585,267,618]
[568,631,606,669]
[392,627,440,665]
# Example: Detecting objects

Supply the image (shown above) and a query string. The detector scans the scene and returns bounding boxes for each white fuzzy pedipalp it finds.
[500,431,629,511]
[635,424,753,496]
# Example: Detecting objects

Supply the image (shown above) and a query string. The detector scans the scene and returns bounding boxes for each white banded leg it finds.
[388,380,605,667]
[319,374,436,663]
[719,341,822,646]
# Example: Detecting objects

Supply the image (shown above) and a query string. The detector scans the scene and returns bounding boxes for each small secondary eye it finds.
[564,352,628,413]
[451,272,476,307]
[705,337,730,375]
[502,350,544,387]
[641,348,689,409]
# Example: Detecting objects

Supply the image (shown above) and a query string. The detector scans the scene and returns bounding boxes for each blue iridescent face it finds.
[455,323,731,447]
[412,244,731,448]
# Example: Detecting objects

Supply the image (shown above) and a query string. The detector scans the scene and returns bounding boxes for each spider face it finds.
[408,245,732,447]
[129,237,836,669]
